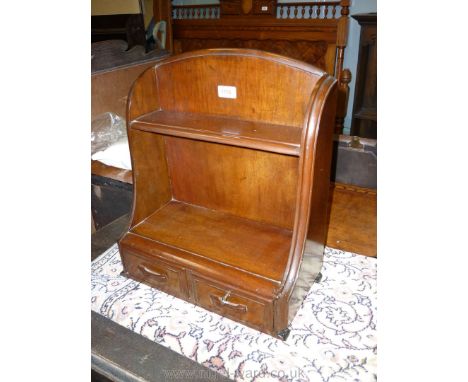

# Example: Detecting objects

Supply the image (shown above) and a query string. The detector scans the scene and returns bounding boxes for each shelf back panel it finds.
[154,53,320,128]
[165,136,298,230]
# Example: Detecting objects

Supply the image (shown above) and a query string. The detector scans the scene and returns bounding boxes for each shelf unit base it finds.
[131,200,292,283]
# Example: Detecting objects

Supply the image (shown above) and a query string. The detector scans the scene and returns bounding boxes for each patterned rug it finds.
[91,244,377,381]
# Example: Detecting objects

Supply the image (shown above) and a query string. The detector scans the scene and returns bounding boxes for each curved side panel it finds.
[273,75,338,332]
[126,67,172,228]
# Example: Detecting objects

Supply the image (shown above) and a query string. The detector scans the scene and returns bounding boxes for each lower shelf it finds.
[131,201,292,283]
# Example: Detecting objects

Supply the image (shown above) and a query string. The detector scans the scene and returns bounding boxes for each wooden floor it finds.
[326,183,377,257]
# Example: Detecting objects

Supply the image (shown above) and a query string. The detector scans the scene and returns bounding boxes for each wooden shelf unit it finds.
[119,49,338,338]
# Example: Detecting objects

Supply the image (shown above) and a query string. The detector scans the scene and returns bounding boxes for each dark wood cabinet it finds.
[118,49,337,339]
[351,13,377,138]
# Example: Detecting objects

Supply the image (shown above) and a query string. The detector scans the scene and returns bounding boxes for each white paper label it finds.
[261,5,268,11]
[217,85,237,99]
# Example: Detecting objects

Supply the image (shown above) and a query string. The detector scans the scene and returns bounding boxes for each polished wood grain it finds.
[165,137,298,229]
[132,201,292,282]
[170,0,351,134]
[126,68,172,227]
[154,52,319,127]
[175,37,333,73]
[121,248,190,299]
[326,183,377,257]
[191,276,271,330]
[119,49,337,338]
[273,75,337,331]
[131,110,302,156]
[96,169,377,259]
[127,131,172,226]
[120,232,281,300]
[94,167,377,259]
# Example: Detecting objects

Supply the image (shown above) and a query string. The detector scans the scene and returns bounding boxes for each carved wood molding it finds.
[172,0,346,20]
[174,38,328,69]
[173,21,339,39]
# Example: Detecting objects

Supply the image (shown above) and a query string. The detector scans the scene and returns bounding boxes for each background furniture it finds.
[327,183,376,257]
[91,40,169,229]
[91,40,169,118]
[153,0,173,51]
[169,0,351,134]
[118,49,338,338]
[91,0,147,49]
[350,13,377,138]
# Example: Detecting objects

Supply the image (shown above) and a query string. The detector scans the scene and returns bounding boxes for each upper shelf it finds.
[130,110,302,156]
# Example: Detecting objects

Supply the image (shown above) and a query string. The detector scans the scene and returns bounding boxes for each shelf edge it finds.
[131,121,301,156]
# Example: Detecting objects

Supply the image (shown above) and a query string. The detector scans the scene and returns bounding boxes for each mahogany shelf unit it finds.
[119,49,338,339]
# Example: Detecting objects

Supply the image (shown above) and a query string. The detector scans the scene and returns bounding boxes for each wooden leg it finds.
[277,328,291,341]
[314,272,323,283]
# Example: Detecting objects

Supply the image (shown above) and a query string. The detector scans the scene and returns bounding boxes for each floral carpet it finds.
[91,243,377,381]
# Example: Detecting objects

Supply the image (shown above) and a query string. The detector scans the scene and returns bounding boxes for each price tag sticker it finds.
[217,85,237,99]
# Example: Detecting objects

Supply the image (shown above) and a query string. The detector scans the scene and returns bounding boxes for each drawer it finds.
[121,248,189,299]
[192,276,271,330]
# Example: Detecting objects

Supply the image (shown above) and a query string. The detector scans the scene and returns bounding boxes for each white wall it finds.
[343,0,377,134]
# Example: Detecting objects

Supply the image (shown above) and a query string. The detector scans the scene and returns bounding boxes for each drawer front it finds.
[121,249,189,299]
[192,277,270,330]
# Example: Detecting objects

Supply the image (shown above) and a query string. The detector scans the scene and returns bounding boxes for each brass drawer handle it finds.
[210,291,247,313]
[138,264,168,282]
